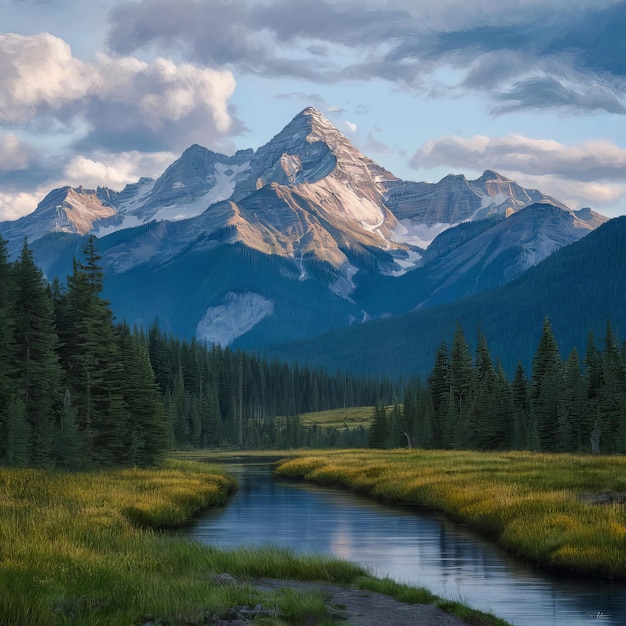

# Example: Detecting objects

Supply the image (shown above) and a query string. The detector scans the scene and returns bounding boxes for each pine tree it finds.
[0,236,16,459]
[368,404,389,449]
[466,331,500,449]
[427,341,449,448]
[2,395,30,467]
[117,326,169,465]
[558,348,586,451]
[448,323,476,448]
[512,361,534,449]
[531,317,564,451]
[12,239,63,467]
[64,236,128,466]
[598,322,624,452]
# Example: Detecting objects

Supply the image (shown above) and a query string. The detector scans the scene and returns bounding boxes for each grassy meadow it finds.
[0,459,363,625]
[0,456,511,626]
[276,449,626,579]
[296,406,374,430]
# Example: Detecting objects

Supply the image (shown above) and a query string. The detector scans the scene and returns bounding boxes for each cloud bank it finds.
[411,134,626,211]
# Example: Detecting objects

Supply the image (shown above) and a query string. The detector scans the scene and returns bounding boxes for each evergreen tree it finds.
[368,404,389,449]
[0,236,16,459]
[12,239,63,467]
[117,325,169,465]
[558,348,586,451]
[2,395,30,467]
[512,361,534,448]
[466,331,500,449]
[598,322,625,452]
[448,323,475,448]
[531,317,564,451]
[427,341,449,448]
[64,236,127,465]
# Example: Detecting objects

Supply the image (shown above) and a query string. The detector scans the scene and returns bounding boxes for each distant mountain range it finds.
[0,107,616,377]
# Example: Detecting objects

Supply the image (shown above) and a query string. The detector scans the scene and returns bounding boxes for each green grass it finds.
[276,449,626,579]
[295,406,375,430]
[0,456,511,625]
[0,460,362,625]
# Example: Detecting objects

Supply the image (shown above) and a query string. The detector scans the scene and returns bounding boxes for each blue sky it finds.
[1,0,625,220]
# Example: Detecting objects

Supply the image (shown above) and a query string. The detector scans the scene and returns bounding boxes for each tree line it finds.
[0,236,390,468]
[370,319,626,454]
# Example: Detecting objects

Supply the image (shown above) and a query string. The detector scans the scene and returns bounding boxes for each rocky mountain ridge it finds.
[0,107,610,350]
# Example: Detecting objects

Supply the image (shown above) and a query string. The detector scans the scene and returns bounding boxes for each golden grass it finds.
[0,460,363,625]
[276,449,626,578]
[0,454,512,626]
[295,406,375,430]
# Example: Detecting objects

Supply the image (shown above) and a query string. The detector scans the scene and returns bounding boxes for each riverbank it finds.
[0,458,510,625]
[276,449,626,579]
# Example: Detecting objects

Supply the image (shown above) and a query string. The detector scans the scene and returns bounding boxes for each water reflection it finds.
[186,463,626,626]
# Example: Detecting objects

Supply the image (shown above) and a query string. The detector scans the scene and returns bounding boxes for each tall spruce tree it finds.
[368,404,389,449]
[0,236,15,460]
[467,332,500,449]
[12,239,63,467]
[64,236,127,466]
[448,323,475,449]
[531,317,564,451]
[558,348,586,451]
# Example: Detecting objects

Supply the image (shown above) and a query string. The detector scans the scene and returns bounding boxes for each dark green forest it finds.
[372,320,626,455]
[0,236,389,468]
[2,235,625,469]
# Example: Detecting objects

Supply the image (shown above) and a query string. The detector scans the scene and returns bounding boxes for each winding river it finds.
[185,462,626,626]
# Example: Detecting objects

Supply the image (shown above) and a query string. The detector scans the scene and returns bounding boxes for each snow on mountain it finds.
[196,292,274,346]
[415,202,608,308]
[0,107,609,296]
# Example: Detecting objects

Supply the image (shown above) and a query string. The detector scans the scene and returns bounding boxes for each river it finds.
[185,462,626,626]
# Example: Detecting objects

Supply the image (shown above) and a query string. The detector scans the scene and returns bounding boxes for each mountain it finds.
[0,107,610,353]
[264,216,626,379]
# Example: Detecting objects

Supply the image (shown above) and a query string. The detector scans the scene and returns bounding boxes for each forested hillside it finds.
[0,236,390,468]
[267,216,626,379]
[379,320,626,455]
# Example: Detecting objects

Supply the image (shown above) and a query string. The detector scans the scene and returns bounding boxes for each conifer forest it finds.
[1,235,625,469]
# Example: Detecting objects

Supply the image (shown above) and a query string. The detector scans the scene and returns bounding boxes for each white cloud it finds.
[0,190,41,221]
[410,133,626,211]
[0,32,90,123]
[411,134,626,182]
[0,134,34,171]
[345,121,358,132]
[0,32,237,150]
[62,150,177,190]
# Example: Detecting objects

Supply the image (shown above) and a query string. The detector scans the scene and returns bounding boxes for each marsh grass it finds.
[294,406,375,430]
[0,459,368,625]
[354,576,510,626]
[276,449,626,578]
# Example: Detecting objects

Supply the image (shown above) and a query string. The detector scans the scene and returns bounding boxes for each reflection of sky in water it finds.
[186,464,626,626]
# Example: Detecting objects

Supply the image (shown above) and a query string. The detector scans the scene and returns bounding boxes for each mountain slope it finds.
[0,107,610,351]
[262,216,626,379]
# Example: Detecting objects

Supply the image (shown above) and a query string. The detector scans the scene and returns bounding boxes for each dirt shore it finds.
[255,578,472,626]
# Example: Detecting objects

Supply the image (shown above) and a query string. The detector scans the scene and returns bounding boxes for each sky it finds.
[1,0,625,221]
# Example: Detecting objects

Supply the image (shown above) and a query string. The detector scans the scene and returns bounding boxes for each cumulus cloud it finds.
[0,33,89,123]
[0,134,35,171]
[0,31,241,219]
[0,32,238,153]
[410,133,626,210]
[0,190,42,221]
[411,134,626,181]
[62,150,177,190]
[105,0,626,115]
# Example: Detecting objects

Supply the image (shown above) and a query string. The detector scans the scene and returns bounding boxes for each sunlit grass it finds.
[276,449,626,578]
[0,454,512,625]
[293,406,375,430]
[0,460,366,625]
